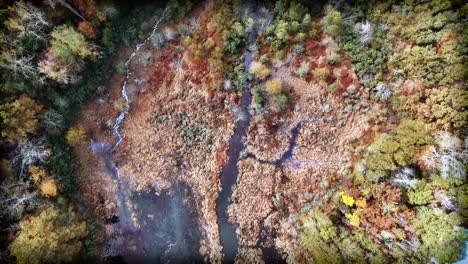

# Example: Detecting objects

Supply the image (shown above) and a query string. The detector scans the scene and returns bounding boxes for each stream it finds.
[91,9,201,263]
[215,3,284,263]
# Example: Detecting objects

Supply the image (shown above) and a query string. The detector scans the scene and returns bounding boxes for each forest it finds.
[0,0,466,263]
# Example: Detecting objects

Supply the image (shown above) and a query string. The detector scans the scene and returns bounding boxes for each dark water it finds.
[115,189,203,264]
[90,139,203,263]
[215,7,257,262]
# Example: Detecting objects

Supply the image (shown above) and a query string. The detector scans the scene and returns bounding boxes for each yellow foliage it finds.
[113,98,126,112]
[9,206,88,264]
[312,67,330,81]
[28,165,46,184]
[265,78,283,95]
[339,191,355,207]
[39,179,58,197]
[249,61,270,80]
[0,95,43,143]
[345,212,360,227]
[355,198,367,208]
[66,124,86,146]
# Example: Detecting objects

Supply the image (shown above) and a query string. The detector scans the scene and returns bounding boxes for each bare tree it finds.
[5,2,49,40]
[11,139,51,179]
[43,0,86,21]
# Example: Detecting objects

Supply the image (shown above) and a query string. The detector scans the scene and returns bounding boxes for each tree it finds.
[50,25,96,63]
[4,1,49,41]
[39,179,58,197]
[323,5,341,36]
[421,132,466,179]
[265,77,282,95]
[66,124,86,146]
[12,139,51,178]
[411,208,466,264]
[9,206,88,264]
[0,49,38,79]
[77,21,96,39]
[37,50,79,84]
[0,95,43,143]
[249,61,270,80]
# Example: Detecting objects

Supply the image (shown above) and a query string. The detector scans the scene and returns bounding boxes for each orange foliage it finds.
[72,0,95,17]
[77,21,95,39]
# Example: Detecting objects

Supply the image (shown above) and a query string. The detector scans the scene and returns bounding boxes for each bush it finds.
[66,125,87,146]
[265,78,282,95]
[275,50,285,60]
[249,61,270,80]
[115,62,127,74]
[328,83,338,94]
[327,53,340,64]
[291,43,305,55]
[296,62,309,77]
[312,68,330,81]
[270,94,288,112]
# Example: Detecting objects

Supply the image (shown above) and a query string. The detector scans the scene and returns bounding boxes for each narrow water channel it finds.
[91,8,202,262]
[215,3,257,262]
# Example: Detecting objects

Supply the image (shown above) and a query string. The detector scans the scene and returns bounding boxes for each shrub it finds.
[327,53,340,64]
[77,21,96,39]
[295,32,306,42]
[259,54,269,63]
[115,62,127,74]
[291,43,305,55]
[150,32,165,49]
[312,68,330,81]
[177,24,189,36]
[309,28,317,38]
[270,94,288,112]
[113,98,126,112]
[275,50,285,60]
[66,125,86,146]
[328,83,338,93]
[249,61,270,80]
[296,62,309,77]
[265,78,282,95]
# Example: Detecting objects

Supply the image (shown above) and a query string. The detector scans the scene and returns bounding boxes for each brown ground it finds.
[74,4,387,263]
[228,29,385,262]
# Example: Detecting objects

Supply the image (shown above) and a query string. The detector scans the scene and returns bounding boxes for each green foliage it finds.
[115,62,127,74]
[323,6,342,36]
[291,43,305,55]
[9,206,88,264]
[424,87,468,130]
[407,180,433,205]
[327,53,340,64]
[50,25,96,63]
[296,62,309,78]
[363,120,432,182]
[328,83,338,94]
[46,135,77,198]
[411,208,466,263]
[301,208,367,263]
[338,22,388,87]
[270,93,288,112]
